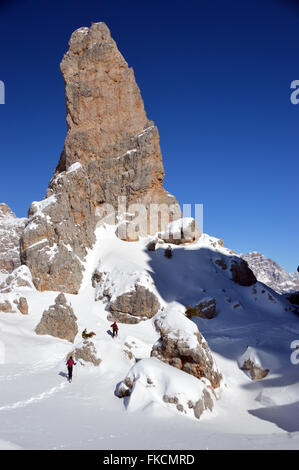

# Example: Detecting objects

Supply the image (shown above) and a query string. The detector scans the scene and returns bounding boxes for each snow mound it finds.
[118,357,217,420]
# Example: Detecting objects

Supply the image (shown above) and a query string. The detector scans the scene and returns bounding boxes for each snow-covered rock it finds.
[0,265,35,293]
[35,293,78,343]
[238,346,271,380]
[93,263,161,323]
[151,302,222,388]
[116,357,217,420]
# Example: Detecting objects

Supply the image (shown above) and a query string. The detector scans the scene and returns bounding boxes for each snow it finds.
[117,149,137,160]
[137,125,154,138]
[30,195,57,218]
[154,302,201,349]
[25,238,48,251]
[0,224,298,449]
[66,162,82,174]
[122,357,216,420]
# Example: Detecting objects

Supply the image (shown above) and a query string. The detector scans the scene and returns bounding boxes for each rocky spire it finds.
[20,23,179,294]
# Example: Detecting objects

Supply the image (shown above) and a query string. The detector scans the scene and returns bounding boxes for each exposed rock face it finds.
[17,297,28,315]
[151,304,222,388]
[67,340,101,366]
[230,258,257,287]
[0,204,27,274]
[35,293,78,342]
[241,252,299,294]
[108,285,161,324]
[20,22,179,294]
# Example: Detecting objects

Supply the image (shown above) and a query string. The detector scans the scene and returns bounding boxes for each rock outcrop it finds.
[230,258,257,287]
[20,22,179,294]
[108,285,161,323]
[151,303,222,388]
[241,252,299,294]
[0,204,27,274]
[35,293,78,342]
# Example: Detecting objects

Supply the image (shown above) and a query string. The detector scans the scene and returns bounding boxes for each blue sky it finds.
[0,0,298,272]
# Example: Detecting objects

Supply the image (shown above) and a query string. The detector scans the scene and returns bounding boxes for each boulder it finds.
[195,297,216,319]
[151,303,222,388]
[35,293,78,342]
[240,359,269,381]
[230,258,257,286]
[17,297,28,315]
[238,346,270,381]
[67,340,101,366]
[0,300,14,313]
[108,285,161,323]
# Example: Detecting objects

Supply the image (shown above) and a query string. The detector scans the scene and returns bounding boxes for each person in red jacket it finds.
[110,321,118,338]
[66,356,76,382]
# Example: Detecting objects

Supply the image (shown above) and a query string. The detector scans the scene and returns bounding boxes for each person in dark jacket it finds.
[110,321,119,338]
[66,356,76,382]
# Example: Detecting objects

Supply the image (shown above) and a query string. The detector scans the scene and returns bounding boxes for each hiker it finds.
[110,321,118,338]
[66,356,76,382]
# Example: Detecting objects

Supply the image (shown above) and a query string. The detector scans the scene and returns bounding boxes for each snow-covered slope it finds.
[0,204,27,274]
[241,251,299,294]
[0,226,298,450]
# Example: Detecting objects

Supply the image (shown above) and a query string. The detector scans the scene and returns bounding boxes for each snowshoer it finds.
[110,321,118,338]
[66,356,76,382]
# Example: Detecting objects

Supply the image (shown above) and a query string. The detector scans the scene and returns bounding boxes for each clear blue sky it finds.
[0,0,298,272]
